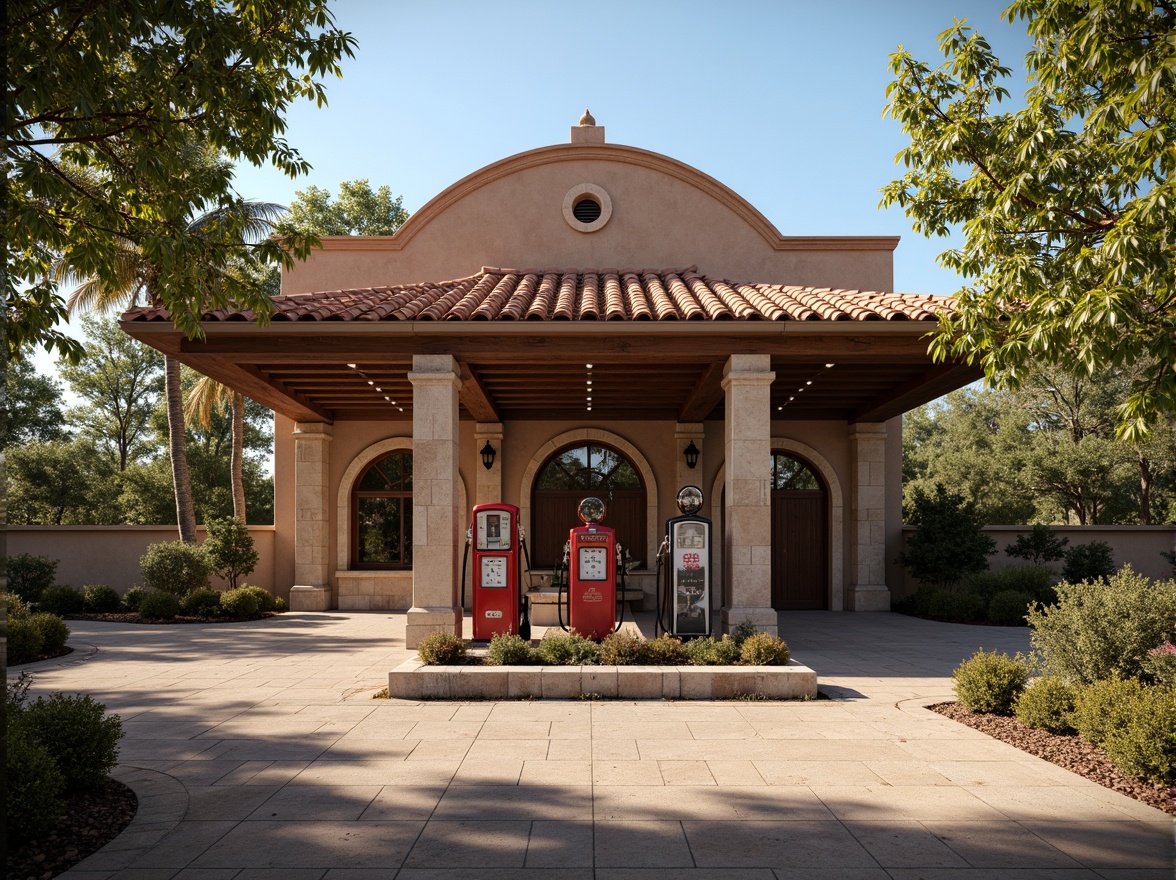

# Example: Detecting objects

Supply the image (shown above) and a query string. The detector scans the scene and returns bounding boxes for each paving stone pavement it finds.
[13,609,1170,878]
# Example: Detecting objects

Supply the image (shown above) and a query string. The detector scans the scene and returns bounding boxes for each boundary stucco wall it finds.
[897,525,1176,595]
[6,525,276,596]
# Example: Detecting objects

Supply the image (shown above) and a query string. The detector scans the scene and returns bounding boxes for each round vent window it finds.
[573,197,602,224]
[563,183,612,233]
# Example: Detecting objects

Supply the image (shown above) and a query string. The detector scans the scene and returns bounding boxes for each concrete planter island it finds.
[388,658,818,700]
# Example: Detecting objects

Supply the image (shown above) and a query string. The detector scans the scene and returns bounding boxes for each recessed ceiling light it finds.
[825,363,835,368]
[587,380,592,386]
[347,363,357,369]
[789,396,795,401]
[367,380,374,385]
[805,380,812,386]
[585,363,593,369]
[375,387,382,392]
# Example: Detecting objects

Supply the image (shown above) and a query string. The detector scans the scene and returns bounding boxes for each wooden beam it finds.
[852,362,982,423]
[458,362,500,422]
[678,361,725,422]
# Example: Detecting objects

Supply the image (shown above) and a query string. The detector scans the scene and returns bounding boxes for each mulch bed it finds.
[931,702,1175,816]
[5,777,137,880]
[64,611,280,625]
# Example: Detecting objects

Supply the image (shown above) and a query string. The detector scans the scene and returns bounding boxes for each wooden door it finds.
[771,489,828,609]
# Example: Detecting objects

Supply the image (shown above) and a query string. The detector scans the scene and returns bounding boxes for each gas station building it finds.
[122,114,978,647]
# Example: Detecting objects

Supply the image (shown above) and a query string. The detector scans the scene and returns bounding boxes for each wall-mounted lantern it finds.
[480,441,497,470]
[683,440,700,470]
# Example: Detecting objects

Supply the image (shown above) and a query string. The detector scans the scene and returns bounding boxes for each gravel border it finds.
[931,701,1175,816]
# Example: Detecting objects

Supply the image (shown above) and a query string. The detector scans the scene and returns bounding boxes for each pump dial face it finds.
[676,485,704,515]
[578,546,608,581]
[577,497,607,525]
[480,556,507,588]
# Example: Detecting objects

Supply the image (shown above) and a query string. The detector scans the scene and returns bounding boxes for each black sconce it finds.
[480,441,497,470]
[683,440,700,470]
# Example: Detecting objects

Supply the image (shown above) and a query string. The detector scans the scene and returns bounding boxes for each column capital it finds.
[293,422,333,440]
[674,422,705,439]
[721,354,774,389]
[474,422,505,440]
[849,422,887,440]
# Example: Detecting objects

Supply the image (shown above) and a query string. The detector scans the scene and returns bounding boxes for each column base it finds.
[289,585,332,612]
[848,585,891,612]
[720,606,778,637]
[405,606,461,649]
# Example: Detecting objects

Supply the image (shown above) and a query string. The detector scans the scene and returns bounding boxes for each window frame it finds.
[351,450,413,570]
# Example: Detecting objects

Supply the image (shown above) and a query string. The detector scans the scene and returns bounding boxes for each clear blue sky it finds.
[37,0,1033,376]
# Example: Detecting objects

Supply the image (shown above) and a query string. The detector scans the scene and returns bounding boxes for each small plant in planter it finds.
[488,633,537,665]
[740,632,791,665]
[417,632,468,665]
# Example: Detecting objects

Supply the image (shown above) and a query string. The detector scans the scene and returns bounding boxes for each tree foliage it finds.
[901,483,997,588]
[3,359,67,448]
[277,179,409,237]
[6,0,356,359]
[883,1,1176,438]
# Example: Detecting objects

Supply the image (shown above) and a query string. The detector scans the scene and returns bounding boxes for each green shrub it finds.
[30,612,70,651]
[417,631,468,665]
[122,585,149,612]
[5,590,31,619]
[1013,677,1076,734]
[927,589,985,622]
[962,564,1056,604]
[219,586,261,617]
[536,630,600,665]
[82,584,121,613]
[1027,565,1176,684]
[139,540,210,595]
[1101,686,1176,782]
[236,585,283,612]
[7,616,45,664]
[180,588,223,617]
[487,632,536,665]
[740,632,791,665]
[952,649,1029,715]
[1004,524,1068,566]
[599,631,645,665]
[683,635,742,665]
[644,633,687,664]
[138,590,181,620]
[731,619,758,647]
[203,517,259,590]
[1071,678,1176,782]
[5,724,65,845]
[1070,676,1146,745]
[1062,541,1116,584]
[38,584,83,615]
[900,483,996,588]
[1144,641,1176,686]
[987,590,1032,627]
[20,692,123,790]
[6,553,59,604]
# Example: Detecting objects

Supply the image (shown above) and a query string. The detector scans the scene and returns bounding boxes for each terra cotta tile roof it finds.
[122,266,953,323]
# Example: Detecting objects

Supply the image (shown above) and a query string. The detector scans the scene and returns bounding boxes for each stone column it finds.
[289,422,333,611]
[406,355,462,648]
[848,422,891,611]
[674,422,706,499]
[721,355,777,636]
[474,422,503,506]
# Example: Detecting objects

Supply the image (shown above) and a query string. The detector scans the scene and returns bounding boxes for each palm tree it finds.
[185,375,248,523]
[59,187,282,542]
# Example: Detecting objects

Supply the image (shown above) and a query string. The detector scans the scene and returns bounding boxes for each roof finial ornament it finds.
[579,109,595,126]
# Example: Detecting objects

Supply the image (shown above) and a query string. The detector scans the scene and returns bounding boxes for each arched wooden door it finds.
[771,452,828,610]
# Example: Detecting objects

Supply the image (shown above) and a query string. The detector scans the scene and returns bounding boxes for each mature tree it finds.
[6,0,354,361]
[277,179,409,237]
[3,359,67,447]
[57,316,163,471]
[6,439,119,525]
[883,1,1175,439]
[59,146,285,542]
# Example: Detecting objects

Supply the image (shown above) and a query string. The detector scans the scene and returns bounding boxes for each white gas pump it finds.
[655,486,713,638]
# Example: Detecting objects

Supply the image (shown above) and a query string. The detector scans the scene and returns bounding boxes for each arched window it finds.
[532,443,645,568]
[771,453,821,491]
[352,451,412,568]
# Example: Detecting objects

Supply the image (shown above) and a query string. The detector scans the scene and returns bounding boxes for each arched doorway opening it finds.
[771,451,829,609]
[531,443,646,568]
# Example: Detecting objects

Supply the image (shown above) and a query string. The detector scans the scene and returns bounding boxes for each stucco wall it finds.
[896,525,1176,596]
[6,525,276,596]
[283,144,896,295]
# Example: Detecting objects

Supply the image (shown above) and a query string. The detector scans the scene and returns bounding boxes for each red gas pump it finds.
[470,503,520,640]
[562,497,619,641]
